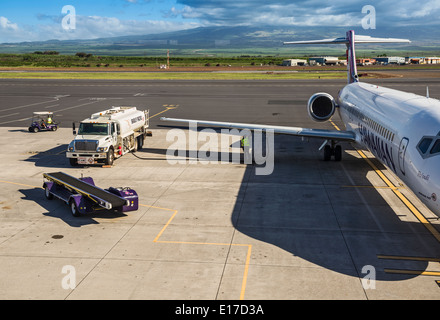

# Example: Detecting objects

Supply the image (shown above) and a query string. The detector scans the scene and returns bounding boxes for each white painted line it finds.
[44,104,60,109]
[53,100,100,112]
[0,99,58,113]
[0,112,19,119]
[0,117,31,125]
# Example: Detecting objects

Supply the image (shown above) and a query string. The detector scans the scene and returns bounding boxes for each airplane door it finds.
[398,138,409,175]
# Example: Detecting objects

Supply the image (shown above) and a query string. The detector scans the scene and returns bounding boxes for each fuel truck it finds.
[67,107,150,166]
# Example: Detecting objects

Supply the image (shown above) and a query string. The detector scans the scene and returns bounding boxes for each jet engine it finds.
[307,93,336,122]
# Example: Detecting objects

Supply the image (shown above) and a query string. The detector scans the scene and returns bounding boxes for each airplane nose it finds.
[421,164,440,216]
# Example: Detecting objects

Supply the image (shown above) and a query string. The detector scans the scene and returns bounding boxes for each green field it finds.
[1,52,439,80]
[0,53,305,68]
[2,51,440,69]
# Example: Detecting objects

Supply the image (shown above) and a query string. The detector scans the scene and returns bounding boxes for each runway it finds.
[1,77,440,301]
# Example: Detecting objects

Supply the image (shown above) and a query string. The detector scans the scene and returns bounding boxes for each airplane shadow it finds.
[228,135,440,282]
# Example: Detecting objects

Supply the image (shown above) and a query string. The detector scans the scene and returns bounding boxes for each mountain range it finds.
[1,25,438,56]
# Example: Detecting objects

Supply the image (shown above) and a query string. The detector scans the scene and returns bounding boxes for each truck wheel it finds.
[69,199,80,217]
[132,137,138,152]
[69,158,78,166]
[137,135,144,150]
[106,148,114,165]
[44,186,53,200]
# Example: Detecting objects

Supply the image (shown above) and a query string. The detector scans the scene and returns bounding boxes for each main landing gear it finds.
[323,140,342,161]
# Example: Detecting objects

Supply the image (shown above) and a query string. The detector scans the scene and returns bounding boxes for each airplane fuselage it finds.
[338,82,440,216]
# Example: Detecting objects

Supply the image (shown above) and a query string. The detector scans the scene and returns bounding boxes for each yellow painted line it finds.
[357,150,440,243]
[384,269,440,276]
[240,244,253,300]
[378,254,440,262]
[0,180,41,189]
[341,185,404,189]
[329,122,440,243]
[329,120,341,131]
[148,105,179,120]
[140,203,252,300]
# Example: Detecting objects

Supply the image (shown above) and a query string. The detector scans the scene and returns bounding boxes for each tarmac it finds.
[1,76,440,300]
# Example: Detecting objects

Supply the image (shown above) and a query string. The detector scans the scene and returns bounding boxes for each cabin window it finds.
[418,137,433,154]
[430,139,440,154]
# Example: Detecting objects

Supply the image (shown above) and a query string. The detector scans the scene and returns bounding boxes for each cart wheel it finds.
[51,126,58,131]
[28,127,33,132]
[44,186,53,200]
[32,127,38,133]
[69,199,80,217]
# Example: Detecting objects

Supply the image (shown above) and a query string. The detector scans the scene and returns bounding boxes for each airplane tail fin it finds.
[284,30,410,84]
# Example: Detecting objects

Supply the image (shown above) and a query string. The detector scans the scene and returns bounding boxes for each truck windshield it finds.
[78,123,109,135]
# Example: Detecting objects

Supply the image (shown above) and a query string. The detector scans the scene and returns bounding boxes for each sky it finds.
[0,0,439,43]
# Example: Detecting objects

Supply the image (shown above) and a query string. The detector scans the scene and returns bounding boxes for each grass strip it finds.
[0,71,347,80]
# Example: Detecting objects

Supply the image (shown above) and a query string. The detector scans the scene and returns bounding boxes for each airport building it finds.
[375,56,405,65]
[308,56,340,66]
[356,58,376,66]
[282,59,307,66]
[406,57,440,64]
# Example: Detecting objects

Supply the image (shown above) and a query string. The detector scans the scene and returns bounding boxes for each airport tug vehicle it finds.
[28,111,58,132]
[43,172,138,217]
[67,106,150,166]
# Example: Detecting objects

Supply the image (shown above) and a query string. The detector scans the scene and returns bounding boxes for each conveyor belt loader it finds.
[43,172,138,216]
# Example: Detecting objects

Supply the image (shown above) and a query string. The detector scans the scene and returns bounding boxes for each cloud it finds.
[173,0,440,27]
[0,16,19,31]
[0,17,29,42]
[1,14,200,43]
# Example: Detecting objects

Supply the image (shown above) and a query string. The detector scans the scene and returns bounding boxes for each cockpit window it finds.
[418,138,433,154]
[430,139,440,154]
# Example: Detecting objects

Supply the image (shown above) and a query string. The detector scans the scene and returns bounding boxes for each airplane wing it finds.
[283,35,411,45]
[160,117,356,142]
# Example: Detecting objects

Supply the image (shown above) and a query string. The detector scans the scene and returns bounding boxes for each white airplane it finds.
[161,30,440,217]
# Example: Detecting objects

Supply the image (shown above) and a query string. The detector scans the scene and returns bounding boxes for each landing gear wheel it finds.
[323,144,342,161]
[334,145,342,161]
[324,145,332,161]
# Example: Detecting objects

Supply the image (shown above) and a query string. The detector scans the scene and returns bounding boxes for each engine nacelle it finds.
[307,93,336,122]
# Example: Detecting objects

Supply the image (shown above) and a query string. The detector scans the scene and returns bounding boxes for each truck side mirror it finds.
[72,122,76,135]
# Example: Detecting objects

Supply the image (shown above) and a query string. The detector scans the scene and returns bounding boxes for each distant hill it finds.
[1,25,438,56]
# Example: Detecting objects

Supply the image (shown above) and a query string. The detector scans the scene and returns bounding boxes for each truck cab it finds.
[67,107,149,166]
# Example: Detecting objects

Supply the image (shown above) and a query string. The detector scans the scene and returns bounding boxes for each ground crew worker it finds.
[241,136,250,148]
